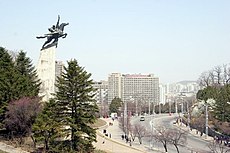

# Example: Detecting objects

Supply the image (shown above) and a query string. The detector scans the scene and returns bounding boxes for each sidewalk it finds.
[0,142,29,153]
[94,118,162,153]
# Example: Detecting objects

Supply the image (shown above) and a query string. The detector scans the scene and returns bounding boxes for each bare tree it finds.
[152,126,171,153]
[212,66,222,86]
[198,64,230,87]
[133,123,146,144]
[118,115,131,135]
[198,71,211,87]
[129,125,137,141]
[168,128,188,153]
[208,140,230,153]
[4,97,41,145]
[223,64,230,85]
[152,127,188,153]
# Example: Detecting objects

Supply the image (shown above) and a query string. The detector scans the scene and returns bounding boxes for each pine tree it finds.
[15,51,40,97]
[55,59,98,152]
[0,48,41,127]
[0,47,18,123]
[109,97,122,114]
[214,85,230,122]
[32,99,62,151]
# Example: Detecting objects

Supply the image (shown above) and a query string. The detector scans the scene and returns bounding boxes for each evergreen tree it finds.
[0,48,41,126]
[214,85,230,122]
[109,97,122,114]
[196,86,219,101]
[0,47,18,123]
[55,59,98,152]
[32,99,62,151]
[15,51,40,97]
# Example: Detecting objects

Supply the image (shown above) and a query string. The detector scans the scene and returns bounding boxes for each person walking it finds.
[102,136,105,144]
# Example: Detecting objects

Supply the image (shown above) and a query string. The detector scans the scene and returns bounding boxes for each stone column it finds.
[37,46,56,102]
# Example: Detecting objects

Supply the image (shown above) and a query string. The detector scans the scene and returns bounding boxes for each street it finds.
[131,114,212,153]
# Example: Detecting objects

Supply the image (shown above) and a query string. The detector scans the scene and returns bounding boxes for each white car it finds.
[140,116,145,121]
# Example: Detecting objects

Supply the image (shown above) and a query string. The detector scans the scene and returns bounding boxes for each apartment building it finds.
[108,73,159,105]
[93,80,108,104]
[108,73,122,104]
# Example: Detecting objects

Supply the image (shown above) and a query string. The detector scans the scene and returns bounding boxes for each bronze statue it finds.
[37,15,69,50]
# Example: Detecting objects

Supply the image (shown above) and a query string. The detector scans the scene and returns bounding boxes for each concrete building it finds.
[108,73,159,106]
[93,80,108,105]
[121,74,159,104]
[108,73,122,104]
[93,81,109,117]
[159,84,166,105]
[168,81,200,96]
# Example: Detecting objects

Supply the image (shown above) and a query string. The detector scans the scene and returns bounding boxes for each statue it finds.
[37,15,69,50]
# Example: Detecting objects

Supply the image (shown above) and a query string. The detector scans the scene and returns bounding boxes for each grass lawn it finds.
[91,118,107,128]
[0,150,7,153]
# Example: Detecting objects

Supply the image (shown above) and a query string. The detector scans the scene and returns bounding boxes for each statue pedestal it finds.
[37,46,56,102]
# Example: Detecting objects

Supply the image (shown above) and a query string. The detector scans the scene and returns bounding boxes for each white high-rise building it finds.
[108,73,122,104]
[121,74,159,104]
[159,84,166,104]
[108,73,159,105]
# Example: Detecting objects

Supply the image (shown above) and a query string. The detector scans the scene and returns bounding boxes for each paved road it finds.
[94,118,162,153]
[136,114,213,153]
[156,114,212,152]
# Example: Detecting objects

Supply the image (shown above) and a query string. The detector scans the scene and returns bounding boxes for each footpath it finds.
[0,142,28,153]
[93,118,162,153]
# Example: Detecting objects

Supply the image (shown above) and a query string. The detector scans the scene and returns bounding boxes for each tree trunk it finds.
[174,144,180,153]
[163,144,168,153]
[30,135,36,148]
[138,137,142,144]
[45,139,49,151]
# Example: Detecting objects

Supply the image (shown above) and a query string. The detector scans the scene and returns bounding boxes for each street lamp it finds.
[203,98,214,139]
[124,99,128,136]
[205,103,208,139]
[175,99,178,114]
[186,100,190,130]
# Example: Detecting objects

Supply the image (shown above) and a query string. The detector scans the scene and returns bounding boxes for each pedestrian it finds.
[121,134,124,140]
[109,133,111,138]
[102,136,105,144]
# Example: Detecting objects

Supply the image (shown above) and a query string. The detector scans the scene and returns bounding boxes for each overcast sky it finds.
[1,0,230,84]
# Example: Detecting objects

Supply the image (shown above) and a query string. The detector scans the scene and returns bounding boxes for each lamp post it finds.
[186,100,190,130]
[159,102,161,114]
[148,99,151,115]
[175,99,178,114]
[205,104,208,139]
[124,99,128,136]
[181,102,184,114]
